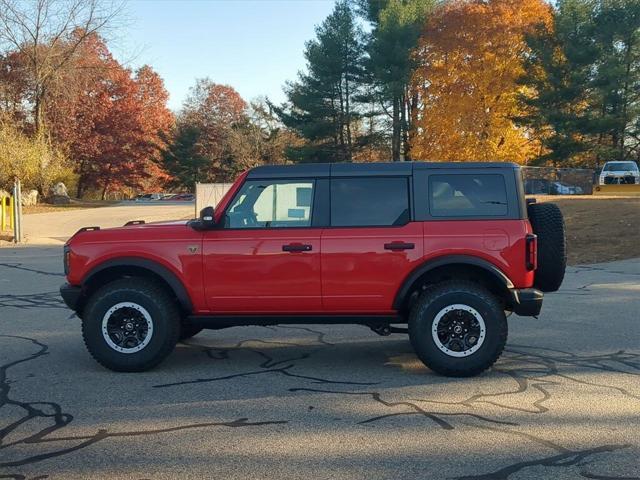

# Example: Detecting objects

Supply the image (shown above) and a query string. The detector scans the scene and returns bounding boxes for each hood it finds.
[67,218,196,246]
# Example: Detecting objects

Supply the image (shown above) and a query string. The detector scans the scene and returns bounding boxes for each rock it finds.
[51,182,69,197]
[21,190,39,206]
[49,195,70,205]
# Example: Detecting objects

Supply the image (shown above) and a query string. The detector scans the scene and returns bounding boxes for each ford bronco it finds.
[60,162,566,376]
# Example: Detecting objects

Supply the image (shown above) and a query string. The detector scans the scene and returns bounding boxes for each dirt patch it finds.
[533,196,640,265]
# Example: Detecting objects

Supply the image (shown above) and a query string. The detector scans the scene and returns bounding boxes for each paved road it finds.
[0,248,638,479]
[20,204,195,245]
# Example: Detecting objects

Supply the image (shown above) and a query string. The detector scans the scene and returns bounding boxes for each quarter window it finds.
[330,177,410,227]
[225,180,314,228]
[429,174,508,217]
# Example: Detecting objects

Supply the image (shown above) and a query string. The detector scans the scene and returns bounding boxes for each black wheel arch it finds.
[393,255,514,313]
[80,257,193,315]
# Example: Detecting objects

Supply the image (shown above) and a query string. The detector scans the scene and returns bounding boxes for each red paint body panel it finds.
[66,222,209,312]
[202,228,322,312]
[321,223,424,312]
[422,220,535,289]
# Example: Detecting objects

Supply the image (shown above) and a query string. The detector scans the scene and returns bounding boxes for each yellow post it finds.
[9,195,14,230]
[1,196,5,231]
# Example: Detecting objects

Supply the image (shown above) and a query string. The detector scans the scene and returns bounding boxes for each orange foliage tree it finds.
[410,0,552,163]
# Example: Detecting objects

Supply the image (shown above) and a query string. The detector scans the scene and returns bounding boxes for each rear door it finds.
[321,175,423,312]
[203,177,322,313]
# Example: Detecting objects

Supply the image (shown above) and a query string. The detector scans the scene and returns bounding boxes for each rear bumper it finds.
[60,283,82,312]
[510,288,543,317]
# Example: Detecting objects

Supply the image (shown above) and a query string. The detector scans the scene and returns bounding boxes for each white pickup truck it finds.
[599,161,640,185]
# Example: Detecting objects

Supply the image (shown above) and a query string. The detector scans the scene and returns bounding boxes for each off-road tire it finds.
[408,281,508,377]
[82,278,180,372]
[528,202,566,292]
[179,325,203,341]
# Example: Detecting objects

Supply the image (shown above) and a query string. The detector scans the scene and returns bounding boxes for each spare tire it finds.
[527,202,566,292]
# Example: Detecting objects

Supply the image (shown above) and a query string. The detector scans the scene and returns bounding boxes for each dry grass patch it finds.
[533,196,640,265]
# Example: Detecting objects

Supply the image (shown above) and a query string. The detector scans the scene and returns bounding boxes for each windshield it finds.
[603,162,638,171]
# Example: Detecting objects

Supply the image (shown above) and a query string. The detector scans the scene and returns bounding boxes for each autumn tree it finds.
[0,112,70,192]
[410,0,553,163]
[0,0,123,135]
[173,79,250,182]
[274,0,367,163]
[46,34,173,198]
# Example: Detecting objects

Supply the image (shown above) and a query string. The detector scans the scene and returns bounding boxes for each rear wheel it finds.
[408,281,507,377]
[82,278,180,372]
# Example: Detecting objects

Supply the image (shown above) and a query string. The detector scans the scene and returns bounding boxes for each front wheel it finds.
[408,281,507,377]
[82,278,180,372]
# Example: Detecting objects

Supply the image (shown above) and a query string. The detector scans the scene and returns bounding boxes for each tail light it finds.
[525,234,537,271]
[63,244,70,275]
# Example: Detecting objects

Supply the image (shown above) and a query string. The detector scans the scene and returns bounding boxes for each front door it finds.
[203,178,322,313]
[321,176,424,312]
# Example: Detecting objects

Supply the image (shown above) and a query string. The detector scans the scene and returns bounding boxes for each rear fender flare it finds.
[393,255,514,310]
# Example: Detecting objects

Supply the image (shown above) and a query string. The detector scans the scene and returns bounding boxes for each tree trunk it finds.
[345,75,353,162]
[400,91,408,161]
[392,96,401,161]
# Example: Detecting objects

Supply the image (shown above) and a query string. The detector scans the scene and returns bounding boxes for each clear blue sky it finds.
[115,0,337,111]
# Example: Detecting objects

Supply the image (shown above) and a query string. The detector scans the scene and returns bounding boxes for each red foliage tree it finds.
[180,79,248,181]
[47,33,174,198]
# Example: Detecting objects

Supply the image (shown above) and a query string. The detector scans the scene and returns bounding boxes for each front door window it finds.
[225,180,314,228]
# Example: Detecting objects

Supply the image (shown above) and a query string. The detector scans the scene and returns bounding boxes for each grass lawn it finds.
[533,196,640,265]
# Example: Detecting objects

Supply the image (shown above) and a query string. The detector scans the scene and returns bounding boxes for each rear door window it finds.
[429,174,508,217]
[330,177,410,227]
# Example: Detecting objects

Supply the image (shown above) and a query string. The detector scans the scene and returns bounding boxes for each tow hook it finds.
[370,324,409,336]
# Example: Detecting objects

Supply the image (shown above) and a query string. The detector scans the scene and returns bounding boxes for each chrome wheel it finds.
[101,302,154,354]
[431,304,486,357]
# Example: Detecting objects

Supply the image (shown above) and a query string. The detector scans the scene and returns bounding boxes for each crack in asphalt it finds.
[0,292,65,310]
[155,334,375,388]
[0,263,63,278]
[453,444,631,480]
[0,335,287,470]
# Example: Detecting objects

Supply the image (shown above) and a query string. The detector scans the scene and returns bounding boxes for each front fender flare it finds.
[83,257,193,313]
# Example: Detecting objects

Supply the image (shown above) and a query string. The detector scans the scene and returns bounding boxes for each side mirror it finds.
[199,206,216,228]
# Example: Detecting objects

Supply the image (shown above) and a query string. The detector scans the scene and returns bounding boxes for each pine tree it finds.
[273,1,366,163]
[517,0,598,166]
[161,124,208,190]
[359,0,435,161]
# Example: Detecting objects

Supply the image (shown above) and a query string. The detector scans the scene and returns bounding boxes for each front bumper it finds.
[510,288,543,317]
[60,283,83,312]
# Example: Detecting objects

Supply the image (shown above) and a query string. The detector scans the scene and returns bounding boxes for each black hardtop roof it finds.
[247,161,520,179]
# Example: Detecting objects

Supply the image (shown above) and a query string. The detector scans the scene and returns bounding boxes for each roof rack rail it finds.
[77,226,100,233]
[124,220,145,226]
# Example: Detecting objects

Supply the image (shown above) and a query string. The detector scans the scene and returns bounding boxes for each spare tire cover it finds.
[527,202,566,292]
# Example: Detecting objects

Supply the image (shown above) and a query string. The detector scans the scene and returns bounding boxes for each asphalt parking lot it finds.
[0,247,638,479]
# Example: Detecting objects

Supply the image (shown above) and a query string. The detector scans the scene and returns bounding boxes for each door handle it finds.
[384,242,415,251]
[282,243,312,252]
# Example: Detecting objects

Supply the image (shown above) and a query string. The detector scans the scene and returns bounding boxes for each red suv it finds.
[60,162,566,376]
